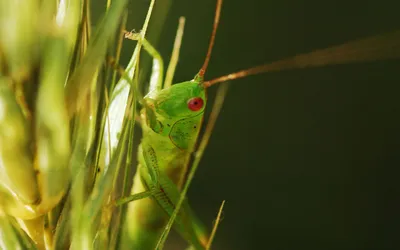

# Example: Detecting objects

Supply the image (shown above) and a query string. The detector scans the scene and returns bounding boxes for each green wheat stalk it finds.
[0,0,172,249]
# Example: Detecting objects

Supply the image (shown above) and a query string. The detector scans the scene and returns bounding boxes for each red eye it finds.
[187,97,204,111]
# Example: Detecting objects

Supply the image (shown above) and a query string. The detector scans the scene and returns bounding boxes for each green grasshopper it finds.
[115,1,236,248]
[100,0,400,249]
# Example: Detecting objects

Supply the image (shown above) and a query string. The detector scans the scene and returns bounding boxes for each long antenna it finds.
[203,64,267,88]
[203,30,400,88]
[198,0,223,79]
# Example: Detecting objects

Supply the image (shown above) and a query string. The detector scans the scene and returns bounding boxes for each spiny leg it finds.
[125,16,186,92]
[140,143,205,250]
[119,141,204,249]
[124,31,164,93]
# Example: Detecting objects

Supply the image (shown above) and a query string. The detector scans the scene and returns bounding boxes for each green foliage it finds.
[0,0,171,249]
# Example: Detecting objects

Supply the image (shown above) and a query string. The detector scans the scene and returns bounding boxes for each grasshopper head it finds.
[143,81,206,150]
[146,81,206,119]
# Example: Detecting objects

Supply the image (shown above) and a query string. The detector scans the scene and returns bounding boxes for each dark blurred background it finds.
[100,0,400,249]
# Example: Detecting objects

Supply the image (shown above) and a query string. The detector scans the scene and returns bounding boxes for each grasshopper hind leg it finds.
[121,163,167,250]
